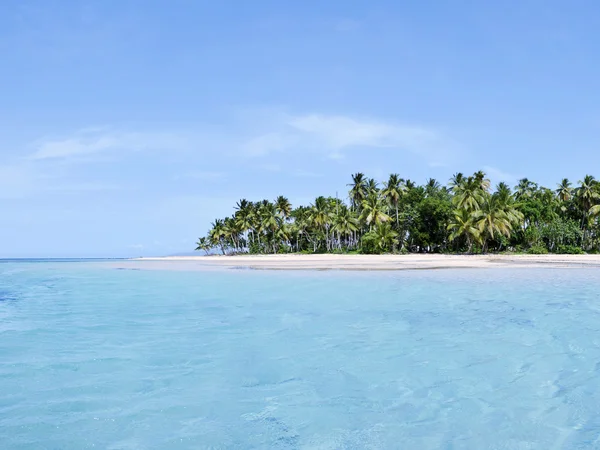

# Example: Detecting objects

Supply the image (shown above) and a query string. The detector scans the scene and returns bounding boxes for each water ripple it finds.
[2,265,600,448]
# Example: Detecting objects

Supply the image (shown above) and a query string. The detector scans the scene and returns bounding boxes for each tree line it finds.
[196,172,600,255]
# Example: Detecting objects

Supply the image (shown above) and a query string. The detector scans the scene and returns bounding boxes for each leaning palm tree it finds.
[195,237,212,255]
[208,219,227,254]
[381,174,405,229]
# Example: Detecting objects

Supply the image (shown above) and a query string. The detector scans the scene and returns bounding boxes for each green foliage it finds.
[540,218,582,252]
[360,223,398,254]
[556,245,585,255]
[196,172,600,255]
[527,244,549,255]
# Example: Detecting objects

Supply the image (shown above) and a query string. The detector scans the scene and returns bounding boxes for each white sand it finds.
[126,254,600,271]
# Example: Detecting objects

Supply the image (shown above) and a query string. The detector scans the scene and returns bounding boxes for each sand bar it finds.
[114,254,600,271]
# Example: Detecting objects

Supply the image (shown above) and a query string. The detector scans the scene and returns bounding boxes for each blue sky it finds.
[2,0,600,257]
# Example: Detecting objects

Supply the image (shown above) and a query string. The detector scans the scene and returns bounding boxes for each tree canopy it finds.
[196,172,600,255]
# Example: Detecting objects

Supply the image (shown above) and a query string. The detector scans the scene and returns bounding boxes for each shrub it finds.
[556,245,585,255]
[527,244,548,255]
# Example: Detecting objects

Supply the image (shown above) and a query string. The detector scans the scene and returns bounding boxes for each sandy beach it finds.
[125,254,600,271]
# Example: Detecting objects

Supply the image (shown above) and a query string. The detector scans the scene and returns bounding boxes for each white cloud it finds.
[4,109,459,199]
[29,128,195,161]
[237,112,458,165]
[23,111,456,168]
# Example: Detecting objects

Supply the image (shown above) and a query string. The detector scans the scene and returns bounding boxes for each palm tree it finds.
[556,179,573,202]
[474,171,491,192]
[332,205,359,249]
[515,178,538,200]
[382,174,405,229]
[197,171,600,255]
[366,178,379,195]
[447,209,480,253]
[370,223,399,253]
[576,175,598,215]
[453,176,484,211]
[195,237,212,255]
[474,194,513,253]
[234,199,254,248]
[274,223,292,253]
[576,175,599,248]
[360,192,391,229]
[404,179,416,190]
[494,183,523,227]
[208,219,227,254]
[275,196,292,219]
[426,178,441,191]
[309,196,333,250]
[449,172,465,192]
[259,201,279,232]
[348,173,367,211]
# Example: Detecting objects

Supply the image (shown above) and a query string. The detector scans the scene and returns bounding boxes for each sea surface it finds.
[2,261,600,449]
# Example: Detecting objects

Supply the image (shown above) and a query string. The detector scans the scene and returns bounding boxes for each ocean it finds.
[2,260,600,448]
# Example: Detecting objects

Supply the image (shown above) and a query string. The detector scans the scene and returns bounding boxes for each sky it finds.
[2,0,600,257]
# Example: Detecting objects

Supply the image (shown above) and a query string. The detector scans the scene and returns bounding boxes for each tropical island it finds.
[195,171,600,256]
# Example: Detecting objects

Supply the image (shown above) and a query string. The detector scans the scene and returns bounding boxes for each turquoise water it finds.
[2,262,600,449]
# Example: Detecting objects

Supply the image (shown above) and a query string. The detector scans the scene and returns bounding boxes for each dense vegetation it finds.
[196,172,600,255]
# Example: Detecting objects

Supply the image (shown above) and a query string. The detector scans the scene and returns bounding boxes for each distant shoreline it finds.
[124,254,600,271]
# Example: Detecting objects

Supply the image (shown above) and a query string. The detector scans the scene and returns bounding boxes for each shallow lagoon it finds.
[2,262,600,449]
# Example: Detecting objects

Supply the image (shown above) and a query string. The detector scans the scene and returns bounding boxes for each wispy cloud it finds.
[238,112,459,165]
[5,108,459,199]
[29,128,195,161]
[23,111,457,168]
